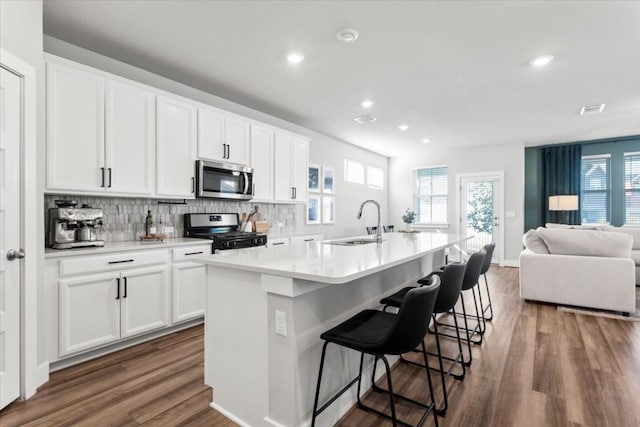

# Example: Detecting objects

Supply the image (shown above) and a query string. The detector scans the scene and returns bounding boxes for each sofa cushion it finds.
[545,223,598,231]
[600,226,640,250]
[631,250,640,265]
[523,229,550,254]
[537,228,633,258]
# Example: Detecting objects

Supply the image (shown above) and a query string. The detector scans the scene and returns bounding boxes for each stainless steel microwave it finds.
[196,160,254,200]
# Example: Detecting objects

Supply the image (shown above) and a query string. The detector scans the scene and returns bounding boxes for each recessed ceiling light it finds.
[530,55,554,67]
[287,53,304,64]
[421,139,431,144]
[361,100,374,108]
[354,114,377,124]
[580,103,606,115]
[398,124,409,131]
[337,28,359,43]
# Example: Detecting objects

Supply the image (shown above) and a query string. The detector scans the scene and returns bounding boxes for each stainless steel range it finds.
[184,213,267,252]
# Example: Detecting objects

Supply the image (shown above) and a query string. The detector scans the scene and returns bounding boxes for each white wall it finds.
[389,142,525,263]
[43,36,389,240]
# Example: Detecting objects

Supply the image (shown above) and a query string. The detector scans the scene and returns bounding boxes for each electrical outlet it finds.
[164,225,175,233]
[275,310,287,337]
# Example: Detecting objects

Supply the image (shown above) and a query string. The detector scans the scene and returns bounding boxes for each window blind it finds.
[624,154,640,225]
[416,167,448,223]
[581,156,610,223]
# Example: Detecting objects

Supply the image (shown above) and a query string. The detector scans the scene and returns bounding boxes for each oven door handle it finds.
[244,172,250,195]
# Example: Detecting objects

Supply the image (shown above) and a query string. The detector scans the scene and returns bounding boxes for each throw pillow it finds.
[522,229,550,254]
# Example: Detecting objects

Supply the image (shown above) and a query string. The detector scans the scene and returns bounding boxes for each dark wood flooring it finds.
[2,267,639,426]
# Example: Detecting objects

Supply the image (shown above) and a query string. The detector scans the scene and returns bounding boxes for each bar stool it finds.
[366,226,378,235]
[311,280,441,427]
[433,250,486,350]
[378,263,467,416]
[479,243,496,321]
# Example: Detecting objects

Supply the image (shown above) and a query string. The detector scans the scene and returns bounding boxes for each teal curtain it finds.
[542,144,582,224]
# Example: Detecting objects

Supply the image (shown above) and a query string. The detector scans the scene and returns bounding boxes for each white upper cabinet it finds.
[198,106,250,165]
[105,80,155,195]
[250,125,275,201]
[274,131,309,202]
[46,61,105,192]
[156,96,197,198]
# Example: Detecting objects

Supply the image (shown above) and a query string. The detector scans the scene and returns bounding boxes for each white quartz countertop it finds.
[45,237,209,258]
[194,232,471,284]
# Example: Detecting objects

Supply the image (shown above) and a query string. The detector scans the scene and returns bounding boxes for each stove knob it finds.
[253,238,260,245]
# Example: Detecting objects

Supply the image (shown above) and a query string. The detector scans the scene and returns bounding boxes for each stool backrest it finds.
[382,276,440,355]
[366,226,377,235]
[433,262,466,314]
[480,243,496,274]
[383,225,394,233]
[461,250,485,290]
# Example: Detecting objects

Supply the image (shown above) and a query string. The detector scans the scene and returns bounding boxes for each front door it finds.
[459,174,501,263]
[0,66,22,410]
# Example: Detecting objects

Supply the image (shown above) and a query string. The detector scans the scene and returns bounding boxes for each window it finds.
[415,166,448,223]
[344,159,364,184]
[580,155,610,223]
[624,152,640,225]
[367,166,384,190]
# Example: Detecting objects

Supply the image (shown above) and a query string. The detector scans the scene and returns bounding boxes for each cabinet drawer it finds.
[60,250,169,277]
[290,234,324,244]
[172,245,212,262]
[268,237,289,247]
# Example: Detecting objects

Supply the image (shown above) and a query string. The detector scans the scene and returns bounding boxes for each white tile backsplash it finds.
[45,195,297,242]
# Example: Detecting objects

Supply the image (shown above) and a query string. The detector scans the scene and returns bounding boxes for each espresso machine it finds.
[48,200,105,249]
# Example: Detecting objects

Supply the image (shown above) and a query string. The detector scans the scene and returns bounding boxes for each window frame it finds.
[624,151,640,226]
[367,165,384,190]
[580,154,611,225]
[414,165,449,225]
[344,158,365,185]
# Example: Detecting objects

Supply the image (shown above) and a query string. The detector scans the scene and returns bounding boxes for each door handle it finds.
[227,144,231,159]
[293,187,297,199]
[185,251,204,256]
[108,168,112,188]
[6,249,25,261]
[191,177,195,193]
[116,278,120,300]
[123,277,128,298]
[108,259,134,264]
[100,167,105,188]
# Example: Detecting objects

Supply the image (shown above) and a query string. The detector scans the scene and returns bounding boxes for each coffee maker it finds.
[48,200,105,249]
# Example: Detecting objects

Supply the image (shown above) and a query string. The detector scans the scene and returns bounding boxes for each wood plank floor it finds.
[2,266,639,426]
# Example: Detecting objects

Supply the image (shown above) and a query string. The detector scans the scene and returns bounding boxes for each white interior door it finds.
[0,67,22,410]
[459,173,502,263]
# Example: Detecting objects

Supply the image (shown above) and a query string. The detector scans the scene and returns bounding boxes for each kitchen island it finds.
[195,232,471,427]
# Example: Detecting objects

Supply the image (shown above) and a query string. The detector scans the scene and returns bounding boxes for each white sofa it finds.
[520,227,636,314]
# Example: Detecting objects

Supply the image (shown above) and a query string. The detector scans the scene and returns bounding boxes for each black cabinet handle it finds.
[108,259,134,265]
[293,187,297,199]
[191,177,195,193]
[227,144,231,159]
[116,278,120,300]
[108,168,112,188]
[100,167,105,187]
[123,277,128,298]
[185,251,204,256]
[304,238,314,242]
[272,242,285,246]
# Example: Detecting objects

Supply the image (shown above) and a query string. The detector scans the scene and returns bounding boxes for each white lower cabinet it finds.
[59,272,120,356]
[172,261,206,323]
[120,266,170,338]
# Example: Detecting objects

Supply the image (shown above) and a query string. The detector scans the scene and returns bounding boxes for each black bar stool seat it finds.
[320,309,396,351]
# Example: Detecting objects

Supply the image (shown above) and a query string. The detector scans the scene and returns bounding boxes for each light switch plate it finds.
[505,211,516,218]
[165,226,175,233]
[275,310,287,337]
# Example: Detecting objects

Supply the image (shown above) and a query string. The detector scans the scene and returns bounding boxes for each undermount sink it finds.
[325,239,379,246]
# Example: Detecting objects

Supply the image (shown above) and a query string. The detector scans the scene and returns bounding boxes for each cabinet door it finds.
[250,125,274,201]
[274,132,294,202]
[172,262,206,323]
[46,61,105,192]
[225,116,250,165]
[156,96,197,198]
[291,137,309,202]
[197,107,225,161]
[120,266,170,338]
[59,273,120,356]
[105,79,155,195]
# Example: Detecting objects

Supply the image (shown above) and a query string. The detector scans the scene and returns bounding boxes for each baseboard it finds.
[501,259,520,268]
[210,402,252,427]
[34,361,49,392]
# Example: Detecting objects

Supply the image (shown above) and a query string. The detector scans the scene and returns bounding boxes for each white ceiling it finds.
[43,1,640,157]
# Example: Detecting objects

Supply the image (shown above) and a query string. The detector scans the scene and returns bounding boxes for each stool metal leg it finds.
[311,341,329,427]
[432,320,448,416]
[420,341,440,427]
[483,273,494,320]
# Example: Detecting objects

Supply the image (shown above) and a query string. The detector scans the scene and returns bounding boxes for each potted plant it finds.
[402,208,416,231]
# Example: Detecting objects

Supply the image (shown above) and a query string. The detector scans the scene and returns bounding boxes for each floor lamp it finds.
[549,195,579,224]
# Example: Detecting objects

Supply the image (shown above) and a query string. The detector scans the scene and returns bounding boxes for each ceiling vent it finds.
[580,104,605,115]
[354,114,377,124]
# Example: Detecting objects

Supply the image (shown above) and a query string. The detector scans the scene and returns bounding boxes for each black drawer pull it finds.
[123,277,128,298]
[185,251,204,256]
[272,242,285,246]
[108,259,134,265]
[304,238,314,242]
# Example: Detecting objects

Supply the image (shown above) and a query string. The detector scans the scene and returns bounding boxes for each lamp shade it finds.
[549,195,579,211]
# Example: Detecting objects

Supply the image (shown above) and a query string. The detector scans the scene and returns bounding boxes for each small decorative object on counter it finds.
[402,208,417,232]
[145,210,153,236]
[139,234,166,242]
